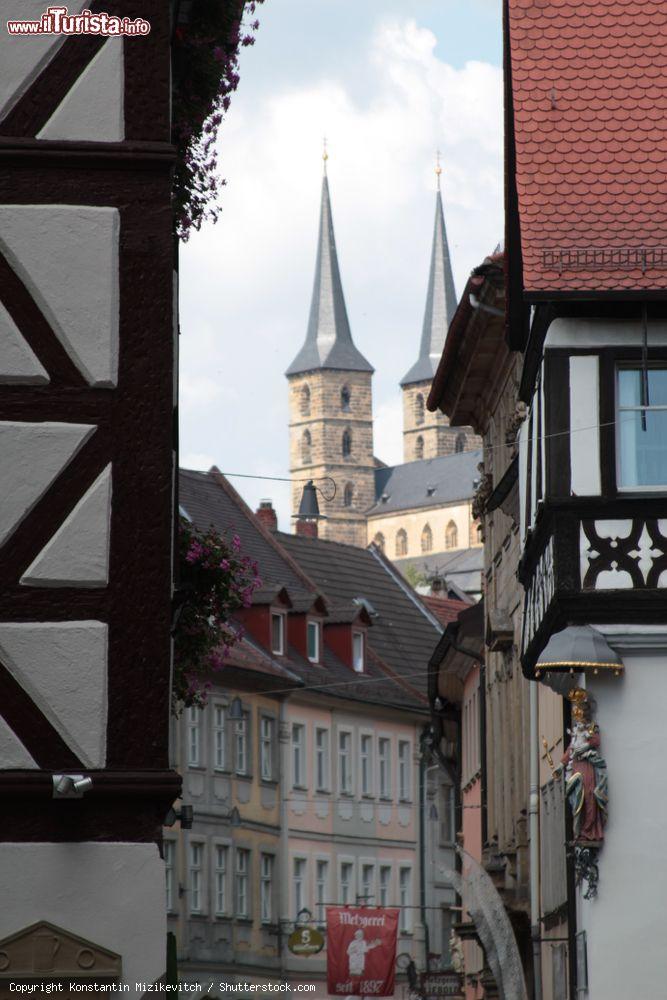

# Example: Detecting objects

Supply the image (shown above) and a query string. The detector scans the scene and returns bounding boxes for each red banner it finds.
[326,907,399,997]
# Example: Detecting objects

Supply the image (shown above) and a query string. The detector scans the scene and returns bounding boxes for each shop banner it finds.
[326,907,399,997]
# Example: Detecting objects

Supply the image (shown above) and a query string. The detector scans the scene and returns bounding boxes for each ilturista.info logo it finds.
[6,6,150,36]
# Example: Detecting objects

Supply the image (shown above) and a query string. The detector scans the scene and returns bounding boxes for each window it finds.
[316,860,329,924]
[293,858,306,917]
[260,854,274,924]
[341,386,351,411]
[439,784,455,845]
[352,632,365,673]
[342,429,352,458]
[415,435,424,460]
[301,429,312,465]
[455,432,467,453]
[292,723,306,788]
[338,731,353,794]
[360,734,373,796]
[315,727,330,791]
[214,845,228,915]
[445,520,458,550]
[234,711,249,776]
[399,868,412,932]
[414,393,425,426]
[260,716,274,781]
[396,529,408,557]
[343,482,354,507]
[421,523,433,553]
[187,706,201,767]
[360,863,375,904]
[235,849,250,918]
[340,862,354,905]
[164,840,175,913]
[462,687,481,785]
[271,612,285,654]
[300,384,311,416]
[379,865,391,908]
[189,842,205,914]
[373,532,385,553]
[307,620,320,662]
[213,704,226,770]
[378,737,391,799]
[617,366,667,488]
[398,740,411,801]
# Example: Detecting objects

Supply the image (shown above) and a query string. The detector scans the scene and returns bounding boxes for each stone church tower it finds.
[286,167,375,546]
[401,177,481,461]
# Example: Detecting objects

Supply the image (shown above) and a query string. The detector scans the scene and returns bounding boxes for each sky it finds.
[179,0,503,530]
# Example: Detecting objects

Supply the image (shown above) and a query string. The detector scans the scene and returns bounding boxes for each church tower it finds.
[286,159,375,546]
[401,167,481,462]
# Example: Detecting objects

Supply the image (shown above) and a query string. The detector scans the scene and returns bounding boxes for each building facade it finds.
[0,5,178,991]
[170,468,459,995]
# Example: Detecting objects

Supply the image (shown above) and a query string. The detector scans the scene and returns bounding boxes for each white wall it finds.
[0,842,167,987]
[580,626,667,999]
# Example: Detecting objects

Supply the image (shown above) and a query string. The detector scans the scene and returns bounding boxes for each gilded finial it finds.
[323,136,328,175]
[435,149,442,190]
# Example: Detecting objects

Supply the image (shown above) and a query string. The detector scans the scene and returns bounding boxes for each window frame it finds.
[352,631,365,673]
[212,702,227,772]
[399,865,413,933]
[187,705,202,768]
[292,856,307,919]
[359,861,375,906]
[616,362,667,492]
[398,739,412,802]
[338,728,354,796]
[188,839,206,916]
[360,731,374,798]
[378,736,392,800]
[259,715,275,782]
[378,864,392,908]
[396,529,408,557]
[260,853,275,925]
[292,722,306,789]
[234,710,249,777]
[339,858,355,906]
[307,619,321,663]
[164,839,176,914]
[315,726,331,792]
[271,610,286,655]
[213,842,229,917]
[235,847,251,919]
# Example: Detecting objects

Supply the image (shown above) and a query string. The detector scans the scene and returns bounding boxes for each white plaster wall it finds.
[38,38,124,142]
[569,355,601,496]
[546,317,667,348]
[579,626,667,999]
[0,2,86,120]
[0,842,166,987]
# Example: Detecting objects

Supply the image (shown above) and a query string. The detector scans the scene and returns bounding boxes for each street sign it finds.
[421,972,464,998]
[288,926,325,956]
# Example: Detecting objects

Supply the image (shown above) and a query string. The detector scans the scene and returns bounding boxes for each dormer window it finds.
[307,620,320,662]
[271,612,285,655]
[353,631,365,672]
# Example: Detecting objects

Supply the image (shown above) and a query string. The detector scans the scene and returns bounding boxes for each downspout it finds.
[529,681,543,1000]
[278,698,289,981]
[419,741,430,971]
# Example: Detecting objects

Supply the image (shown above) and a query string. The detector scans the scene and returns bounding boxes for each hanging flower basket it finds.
[173,516,261,712]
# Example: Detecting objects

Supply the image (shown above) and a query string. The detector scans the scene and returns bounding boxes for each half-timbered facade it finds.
[506,1,667,997]
[0,4,178,990]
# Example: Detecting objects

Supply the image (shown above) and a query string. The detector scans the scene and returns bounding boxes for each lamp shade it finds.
[536,625,623,676]
[296,480,321,519]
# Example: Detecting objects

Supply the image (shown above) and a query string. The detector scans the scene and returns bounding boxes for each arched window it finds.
[343,483,354,508]
[415,435,424,460]
[421,523,433,553]
[445,520,458,550]
[300,384,311,417]
[415,393,425,426]
[342,429,352,458]
[455,432,466,454]
[301,429,312,465]
[341,386,351,411]
[373,532,386,553]
[396,529,408,557]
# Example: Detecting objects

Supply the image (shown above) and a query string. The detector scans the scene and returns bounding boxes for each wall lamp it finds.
[52,774,93,799]
[164,803,194,829]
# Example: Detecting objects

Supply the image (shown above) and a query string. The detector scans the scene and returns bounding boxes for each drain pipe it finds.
[530,680,543,1000]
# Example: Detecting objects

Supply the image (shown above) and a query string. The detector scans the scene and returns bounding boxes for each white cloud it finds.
[179,16,502,521]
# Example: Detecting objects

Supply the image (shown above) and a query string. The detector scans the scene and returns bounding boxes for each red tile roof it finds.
[508,0,667,294]
[422,595,471,626]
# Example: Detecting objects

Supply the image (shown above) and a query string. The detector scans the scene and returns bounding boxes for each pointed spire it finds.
[400,178,457,386]
[286,165,373,377]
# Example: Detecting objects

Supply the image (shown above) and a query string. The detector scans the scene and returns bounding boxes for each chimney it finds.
[256,499,277,532]
[296,520,318,539]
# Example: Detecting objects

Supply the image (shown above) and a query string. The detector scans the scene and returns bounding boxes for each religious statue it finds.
[449,929,464,974]
[544,688,608,897]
